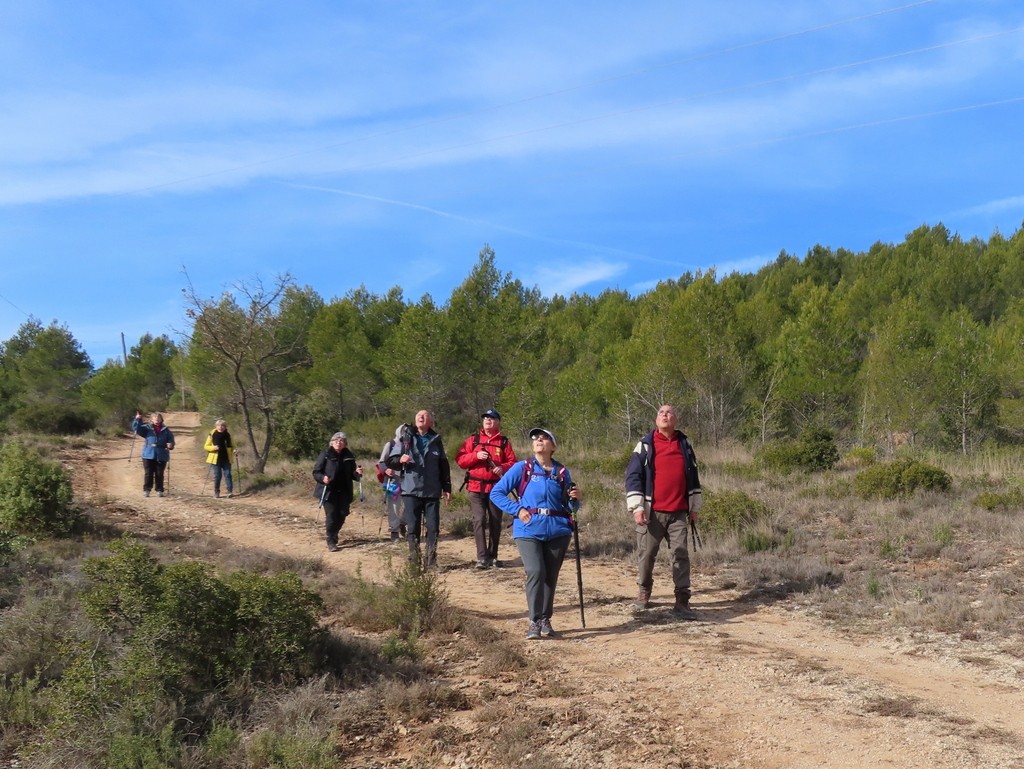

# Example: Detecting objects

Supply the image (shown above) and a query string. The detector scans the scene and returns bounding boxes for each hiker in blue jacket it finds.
[131,411,175,497]
[490,427,581,640]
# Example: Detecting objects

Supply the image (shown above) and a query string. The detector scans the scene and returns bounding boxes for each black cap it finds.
[481,409,501,420]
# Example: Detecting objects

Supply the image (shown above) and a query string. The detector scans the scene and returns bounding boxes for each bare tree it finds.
[182,272,310,473]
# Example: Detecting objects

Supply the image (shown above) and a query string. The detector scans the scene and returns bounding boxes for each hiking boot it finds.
[226,493,233,498]
[671,601,699,621]
[327,541,339,552]
[143,491,150,497]
[526,621,541,640]
[214,493,220,498]
[157,492,165,497]
[491,559,502,569]
[539,618,555,638]
[631,589,651,610]
[390,532,400,543]
[475,559,489,569]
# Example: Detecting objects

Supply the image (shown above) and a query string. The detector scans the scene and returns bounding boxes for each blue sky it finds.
[3,1,1024,366]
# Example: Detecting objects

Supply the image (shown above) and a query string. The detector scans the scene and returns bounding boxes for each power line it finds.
[0,293,31,318]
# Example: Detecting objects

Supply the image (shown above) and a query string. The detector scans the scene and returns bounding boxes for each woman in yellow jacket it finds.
[204,419,236,498]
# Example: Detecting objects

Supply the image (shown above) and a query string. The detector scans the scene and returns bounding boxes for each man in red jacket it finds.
[456,409,517,568]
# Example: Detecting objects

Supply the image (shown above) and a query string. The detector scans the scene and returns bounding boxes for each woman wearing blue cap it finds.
[490,427,581,639]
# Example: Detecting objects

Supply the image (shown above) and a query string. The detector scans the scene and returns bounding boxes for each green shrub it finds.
[12,403,95,435]
[227,570,325,680]
[879,535,906,560]
[933,523,955,548]
[700,489,773,534]
[741,530,775,553]
[0,440,78,535]
[274,391,338,460]
[796,426,840,472]
[972,487,1024,511]
[854,458,952,500]
[351,559,457,636]
[756,440,804,474]
[246,726,338,769]
[843,447,876,467]
[756,426,838,474]
[448,516,473,538]
[867,573,882,598]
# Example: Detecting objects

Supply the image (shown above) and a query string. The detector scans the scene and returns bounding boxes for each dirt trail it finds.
[73,413,1024,768]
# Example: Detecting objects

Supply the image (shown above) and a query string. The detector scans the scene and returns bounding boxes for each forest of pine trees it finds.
[3,223,1023,460]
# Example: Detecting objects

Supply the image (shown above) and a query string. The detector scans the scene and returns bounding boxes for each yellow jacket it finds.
[204,428,235,466]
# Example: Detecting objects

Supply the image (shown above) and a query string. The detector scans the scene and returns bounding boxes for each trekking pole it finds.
[128,431,137,462]
[568,484,585,629]
[202,464,212,495]
[690,519,703,551]
[316,483,328,523]
[165,460,171,495]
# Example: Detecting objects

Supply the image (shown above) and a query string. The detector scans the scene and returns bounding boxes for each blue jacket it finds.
[624,430,701,515]
[131,418,175,462]
[490,458,575,541]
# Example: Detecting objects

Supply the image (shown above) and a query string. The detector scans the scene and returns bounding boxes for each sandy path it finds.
[73,412,1024,768]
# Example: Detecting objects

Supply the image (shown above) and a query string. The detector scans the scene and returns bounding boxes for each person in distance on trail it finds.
[131,411,175,498]
[312,431,364,552]
[625,404,702,620]
[376,425,407,543]
[385,410,452,570]
[490,427,581,640]
[204,418,236,498]
[455,408,517,569]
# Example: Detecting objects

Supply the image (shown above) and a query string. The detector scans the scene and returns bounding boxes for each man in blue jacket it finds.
[625,404,702,619]
[386,410,452,570]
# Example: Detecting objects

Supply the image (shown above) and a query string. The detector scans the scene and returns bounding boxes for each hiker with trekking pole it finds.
[312,431,363,552]
[384,410,452,571]
[376,425,406,543]
[203,418,236,498]
[489,427,582,640]
[131,411,175,497]
[455,409,517,569]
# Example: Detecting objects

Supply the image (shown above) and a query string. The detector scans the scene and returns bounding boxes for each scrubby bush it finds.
[274,391,338,460]
[853,457,952,500]
[843,447,876,467]
[11,402,96,435]
[0,440,77,535]
[972,487,1024,511]
[79,538,324,687]
[700,489,773,534]
[351,559,458,638]
[756,440,804,474]
[797,426,840,471]
[756,426,839,474]
[227,570,326,679]
[40,537,329,765]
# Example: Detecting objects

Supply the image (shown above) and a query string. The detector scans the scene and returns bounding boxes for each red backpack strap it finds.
[517,460,567,499]
[516,459,533,499]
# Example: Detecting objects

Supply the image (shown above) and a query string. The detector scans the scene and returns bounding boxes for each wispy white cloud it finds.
[527,259,626,298]
[955,195,1024,218]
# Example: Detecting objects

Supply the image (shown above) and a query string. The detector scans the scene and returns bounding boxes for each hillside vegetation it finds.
[1,223,1022,468]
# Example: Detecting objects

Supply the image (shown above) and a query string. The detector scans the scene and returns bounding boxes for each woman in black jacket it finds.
[312,431,363,551]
